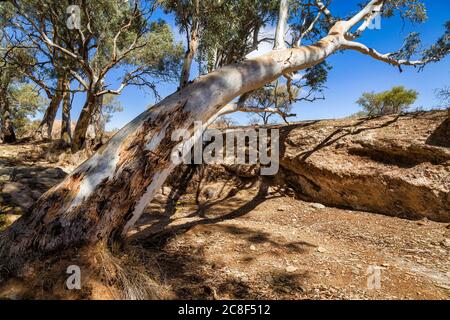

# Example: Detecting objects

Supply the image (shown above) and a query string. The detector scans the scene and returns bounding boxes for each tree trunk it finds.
[61,78,72,146]
[180,33,199,88]
[0,30,344,273]
[85,93,104,151]
[0,94,16,144]
[274,0,289,50]
[179,1,200,89]
[72,91,97,152]
[35,76,65,140]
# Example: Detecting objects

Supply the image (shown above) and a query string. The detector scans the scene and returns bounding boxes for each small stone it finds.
[317,247,326,253]
[311,203,326,209]
[250,245,256,251]
[381,263,390,268]
[277,207,285,212]
[286,266,298,273]
[282,287,291,293]
[440,239,450,248]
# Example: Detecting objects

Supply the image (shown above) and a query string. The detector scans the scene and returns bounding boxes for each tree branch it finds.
[342,40,426,71]
[274,0,290,50]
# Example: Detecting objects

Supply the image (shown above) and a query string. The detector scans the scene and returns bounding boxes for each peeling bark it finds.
[180,27,199,89]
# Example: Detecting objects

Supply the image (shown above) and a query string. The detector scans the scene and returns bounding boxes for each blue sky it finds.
[56,0,449,130]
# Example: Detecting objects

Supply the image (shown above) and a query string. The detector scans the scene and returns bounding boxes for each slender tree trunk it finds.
[0,93,16,144]
[61,78,72,145]
[0,31,344,272]
[72,90,97,152]
[35,76,65,140]
[274,0,289,50]
[180,28,199,89]
[179,0,200,88]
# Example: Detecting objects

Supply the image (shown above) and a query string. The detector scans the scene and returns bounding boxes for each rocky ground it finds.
[0,111,449,299]
[130,180,450,300]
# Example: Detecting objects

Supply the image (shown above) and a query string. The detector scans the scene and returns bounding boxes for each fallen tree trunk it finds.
[0,30,342,267]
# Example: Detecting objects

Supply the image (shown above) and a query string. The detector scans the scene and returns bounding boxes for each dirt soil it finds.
[129,177,450,300]
[0,113,449,300]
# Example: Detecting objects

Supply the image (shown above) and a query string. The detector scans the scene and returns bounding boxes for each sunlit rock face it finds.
[277,110,449,222]
[158,110,449,222]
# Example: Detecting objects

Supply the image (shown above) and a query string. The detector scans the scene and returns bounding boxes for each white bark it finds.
[274,0,290,50]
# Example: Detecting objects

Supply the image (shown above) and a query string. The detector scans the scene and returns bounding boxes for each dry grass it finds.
[96,243,173,300]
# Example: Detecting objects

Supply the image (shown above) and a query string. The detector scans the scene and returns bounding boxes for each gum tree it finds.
[5,0,183,151]
[0,0,449,284]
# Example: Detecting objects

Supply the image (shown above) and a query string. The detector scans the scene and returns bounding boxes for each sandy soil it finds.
[130,179,450,300]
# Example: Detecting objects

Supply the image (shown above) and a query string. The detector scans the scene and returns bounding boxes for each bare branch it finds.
[315,0,335,23]
[216,102,296,123]
[342,40,426,71]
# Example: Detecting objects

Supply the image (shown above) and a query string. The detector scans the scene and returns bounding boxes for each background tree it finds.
[356,86,418,116]
[245,82,297,125]
[0,34,44,142]
[436,86,449,107]
[162,0,278,86]
[8,83,48,137]
[6,0,183,151]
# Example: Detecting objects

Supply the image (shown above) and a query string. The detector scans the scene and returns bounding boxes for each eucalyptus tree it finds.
[0,64,47,142]
[162,0,279,87]
[0,1,77,140]
[0,0,449,289]
[0,66,18,143]
[6,0,183,151]
[194,0,331,123]
[0,33,45,142]
[244,82,299,125]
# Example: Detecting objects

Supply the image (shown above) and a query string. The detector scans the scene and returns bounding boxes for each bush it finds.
[356,86,418,116]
